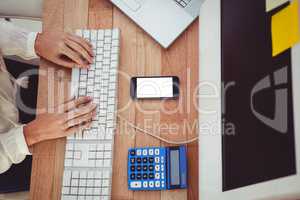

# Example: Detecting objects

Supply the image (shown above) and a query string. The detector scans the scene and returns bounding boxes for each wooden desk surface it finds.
[30,0,199,199]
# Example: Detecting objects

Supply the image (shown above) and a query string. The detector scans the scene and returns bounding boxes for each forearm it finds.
[0,20,39,60]
[0,125,31,174]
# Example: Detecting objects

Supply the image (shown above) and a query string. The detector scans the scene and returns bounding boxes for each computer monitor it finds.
[199,0,300,199]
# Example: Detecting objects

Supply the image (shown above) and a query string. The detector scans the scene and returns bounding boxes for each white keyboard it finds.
[61,29,120,200]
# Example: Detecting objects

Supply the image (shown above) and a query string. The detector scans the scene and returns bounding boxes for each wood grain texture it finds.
[30,0,89,199]
[31,1,199,199]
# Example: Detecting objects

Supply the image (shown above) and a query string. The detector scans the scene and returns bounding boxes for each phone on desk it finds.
[130,76,180,99]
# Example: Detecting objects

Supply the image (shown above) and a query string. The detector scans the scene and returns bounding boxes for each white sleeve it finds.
[0,20,39,60]
[0,125,31,174]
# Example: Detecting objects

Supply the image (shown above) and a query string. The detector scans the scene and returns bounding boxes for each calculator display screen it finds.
[170,150,180,186]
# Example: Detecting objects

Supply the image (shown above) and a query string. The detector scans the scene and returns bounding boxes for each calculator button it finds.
[130,166,135,171]
[154,157,160,163]
[161,173,165,179]
[154,149,160,155]
[130,173,136,180]
[149,173,154,179]
[161,156,164,163]
[142,149,148,156]
[155,165,160,171]
[142,173,148,179]
[137,165,142,171]
[136,173,142,180]
[143,165,148,171]
[143,181,148,188]
[130,150,136,156]
[161,181,165,187]
[130,181,142,188]
[149,165,154,171]
[155,181,160,188]
[149,149,154,155]
[149,181,154,188]
[149,157,154,163]
[130,158,135,164]
[137,149,142,156]
[136,157,142,163]
[161,165,164,171]
[143,157,148,164]
[155,173,160,179]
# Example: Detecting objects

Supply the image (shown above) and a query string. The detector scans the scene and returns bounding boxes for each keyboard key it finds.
[130,149,136,156]
[149,157,154,163]
[154,149,160,155]
[130,166,135,171]
[155,181,161,188]
[149,181,154,188]
[142,157,148,164]
[143,165,148,171]
[149,165,154,171]
[130,181,142,188]
[155,157,160,163]
[136,165,142,171]
[130,158,135,164]
[149,173,154,179]
[149,149,154,155]
[130,173,135,180]
[143,181,148,188]
[136,173,142,180]
[136,157,142,163]
[143,173,148,180]
[142,149,148,156]
[155,173,160,179]
[155,165,160,171]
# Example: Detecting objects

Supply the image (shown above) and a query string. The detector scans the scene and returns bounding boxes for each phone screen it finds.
[136,77,174,98]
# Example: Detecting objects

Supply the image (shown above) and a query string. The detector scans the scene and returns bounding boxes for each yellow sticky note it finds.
[266,0,289,12]
[272,0,300,56]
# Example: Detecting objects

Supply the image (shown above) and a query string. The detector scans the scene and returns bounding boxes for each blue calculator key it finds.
[130,158,135,164]
[130,174,135,180]
[149,157,154,163]
[143,165,147,171]
[130,149,136,156]
[136,173,142,180]
[136,157,142,163]
[142,173,148,179]
[130,166,135,171]
[149,173,154,179]
[142,157,148,163]
[149,165,154,171]
[136,165,141,171]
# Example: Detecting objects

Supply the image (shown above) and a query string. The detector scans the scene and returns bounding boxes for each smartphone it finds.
[130,76,180,99]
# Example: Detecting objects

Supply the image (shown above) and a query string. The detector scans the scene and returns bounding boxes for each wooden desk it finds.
[30,0,199,199]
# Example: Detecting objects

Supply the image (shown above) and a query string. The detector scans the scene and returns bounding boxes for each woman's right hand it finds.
[23,96,97,146]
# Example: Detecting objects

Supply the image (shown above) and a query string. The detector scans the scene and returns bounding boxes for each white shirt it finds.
[0,20,38,174]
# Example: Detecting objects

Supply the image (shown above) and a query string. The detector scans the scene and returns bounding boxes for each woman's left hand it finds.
[34,32,94,68]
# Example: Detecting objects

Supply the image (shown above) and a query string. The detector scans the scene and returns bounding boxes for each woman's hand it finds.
[23,96,97,146]
[34,32,94,68]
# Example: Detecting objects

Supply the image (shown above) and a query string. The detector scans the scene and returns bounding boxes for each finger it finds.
[66,33,94,57]
[65,39,93,64]
[61,45,88,67]
[65,120,92,136]
[62,96,93,112]
[57,58,77,68]
[65,102,97,121]
[64,110,96,129]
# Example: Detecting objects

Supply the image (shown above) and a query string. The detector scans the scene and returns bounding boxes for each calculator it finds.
[127,146,187,191]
